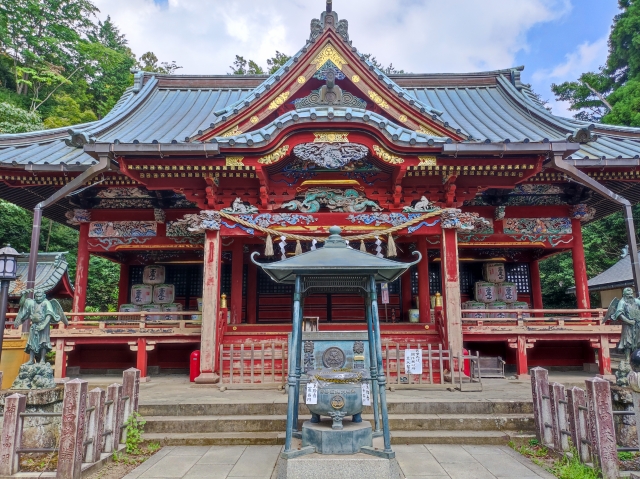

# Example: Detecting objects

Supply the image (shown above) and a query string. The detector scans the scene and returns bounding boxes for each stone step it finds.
[143,413,535,434]
[138,400,532,418]
[142,430,536,446]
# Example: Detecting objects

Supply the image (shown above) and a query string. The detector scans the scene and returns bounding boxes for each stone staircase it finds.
[140,400,536,446]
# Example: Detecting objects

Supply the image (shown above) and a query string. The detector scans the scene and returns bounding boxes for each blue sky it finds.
[94,0,621,118]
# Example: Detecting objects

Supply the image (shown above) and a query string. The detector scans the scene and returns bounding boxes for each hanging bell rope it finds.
[265,234,274,256]
[387,233,397,258]
[295,240,303,256]
[218,209,441,243]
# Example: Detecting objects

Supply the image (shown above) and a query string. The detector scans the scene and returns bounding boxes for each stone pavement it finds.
[123,444,555,479]
[78,371,596,406]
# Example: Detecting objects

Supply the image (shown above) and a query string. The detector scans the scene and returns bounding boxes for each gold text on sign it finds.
[313,132,349,143]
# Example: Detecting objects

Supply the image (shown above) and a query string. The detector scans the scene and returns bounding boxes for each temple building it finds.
[0,4,636,383]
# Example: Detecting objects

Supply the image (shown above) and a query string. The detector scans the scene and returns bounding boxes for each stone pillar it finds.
[571,218,590,310]
[117,263,129,307]
[246,260,257,324]
[441,227,462,357]
[122,367,141,415]
[417,237,431,323]
[530,367,553,445]
[567,386,591,463]
[72,222,90,314]
[198,228,222,383]
[230,240,244,325]
[85,388,106,463]
[57,379,88,479]
[585,377,618,479]
[530,259,543,310]
[103,383,123,453]
[549,382,569,451]
[0,393,26,476]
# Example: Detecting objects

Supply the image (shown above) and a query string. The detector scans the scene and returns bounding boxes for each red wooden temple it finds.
[1,4,638,383]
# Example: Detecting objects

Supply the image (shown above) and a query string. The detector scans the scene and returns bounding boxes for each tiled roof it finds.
[8,252,73,298]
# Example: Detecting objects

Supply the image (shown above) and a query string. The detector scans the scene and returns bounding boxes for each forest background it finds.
[0,0,639,311]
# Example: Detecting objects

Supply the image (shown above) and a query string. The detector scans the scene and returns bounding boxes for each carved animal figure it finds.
[280,188,382,213]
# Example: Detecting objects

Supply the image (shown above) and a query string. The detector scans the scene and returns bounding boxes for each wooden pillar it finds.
[230,240,244,325]
[130,338,152,382]
[441,228,462,357]
[530,259,543,310]
[117,263,129,307]
[511,335,532,379]
[571,219,590,309]
[246,260,257,324]
[417,237,431,323]
[401,260,412,322]
[72,222,90,313]
[197,228,222,383]
[597,335,612,376]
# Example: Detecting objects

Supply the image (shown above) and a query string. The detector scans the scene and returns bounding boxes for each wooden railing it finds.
[462,308,608,328]
[2,311,203,336]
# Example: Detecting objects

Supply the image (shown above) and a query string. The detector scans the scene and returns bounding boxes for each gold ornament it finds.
[311,44,348,71]
[220,125,241,137]
[418,156,437,166]
[351,74,360,83]
[418,124,444,137]
[250,116,259,124]
[313,132,349,143]
[399,114,408,123]
[372,145,404,164]
[297,76,306,84]
[268,91,290,110]
[368,90,389,109]
[258,145,290,165]
[225,157,245,167]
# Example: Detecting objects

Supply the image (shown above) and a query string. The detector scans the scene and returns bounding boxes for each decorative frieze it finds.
[154,209,166,223]
[347,212,422,227]
[570,204,596,222]
[258,146,290,165]
[65,209,91,226]
[174,211,222,233]
[238,213,317,228]
[89,221,157,238]
[292,142,368,169]
[402,196,438,213]
[281,188,382,213]
[503,218,572,236]
[372,145,403,164]
[221,198,259,214]
[441,209,491,231]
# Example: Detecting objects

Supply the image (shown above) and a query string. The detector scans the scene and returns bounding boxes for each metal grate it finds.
[410,263,442,296]
[258,268,294,294]
[459,263,483,296]
[221,264,232,296]
[506,263,531,293]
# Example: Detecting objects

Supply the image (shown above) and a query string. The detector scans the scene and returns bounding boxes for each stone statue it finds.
[607,288,640,363]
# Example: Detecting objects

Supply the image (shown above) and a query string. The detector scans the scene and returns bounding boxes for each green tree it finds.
[137,51,182,75]
[42,93,97,128]
[0,100,43,132]
[361,53,406,74]
[229,51,291,75]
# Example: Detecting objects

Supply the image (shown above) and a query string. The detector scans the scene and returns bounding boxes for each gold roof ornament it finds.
[313,132,349,143]
[372,145,404,164]
[311,44,348,71]
[258,145,290,165]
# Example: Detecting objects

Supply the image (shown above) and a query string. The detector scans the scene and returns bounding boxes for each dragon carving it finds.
[281,188,383,213]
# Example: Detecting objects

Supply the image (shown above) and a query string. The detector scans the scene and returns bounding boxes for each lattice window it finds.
[221,264,232,296]
[257,268,294,294]
[459,263,483,296]
[167,266,191,297]
[129,266,143,287]
[506,263,531,294]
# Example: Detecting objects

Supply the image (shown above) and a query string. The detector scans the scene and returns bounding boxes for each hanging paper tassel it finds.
[311,239,317,251]
[360,240,366,252]
[265,234,274,256]
[279,236,287,260]
[375,237,383,258]
[387,234,397,258]
[295,240,302,256]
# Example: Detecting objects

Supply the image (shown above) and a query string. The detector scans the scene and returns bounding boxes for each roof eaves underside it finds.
[0,183,76,226]
[214,107,449,148]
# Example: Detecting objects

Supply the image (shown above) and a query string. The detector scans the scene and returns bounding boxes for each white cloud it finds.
[531,36,608,116]
[92,0,571,75]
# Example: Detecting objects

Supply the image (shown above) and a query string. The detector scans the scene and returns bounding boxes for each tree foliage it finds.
[0,200,120,311]
[230,51,290,75]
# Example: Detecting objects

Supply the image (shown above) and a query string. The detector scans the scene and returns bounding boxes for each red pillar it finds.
[530,259,543,312]
[571,219,590,310]
[246,260,257,324]
[197,229,222,384]
[136,338,149,381]
[117,263,129,307]
[598,335,612,376]
[417,237,431,323]
[401,261,412,322]
[230,240,244,325]
[515,335,529,378]
[441,228,462,357]
[72,222,90,314]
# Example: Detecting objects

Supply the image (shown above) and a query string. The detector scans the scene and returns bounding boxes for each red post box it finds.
[190,350,200,382]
